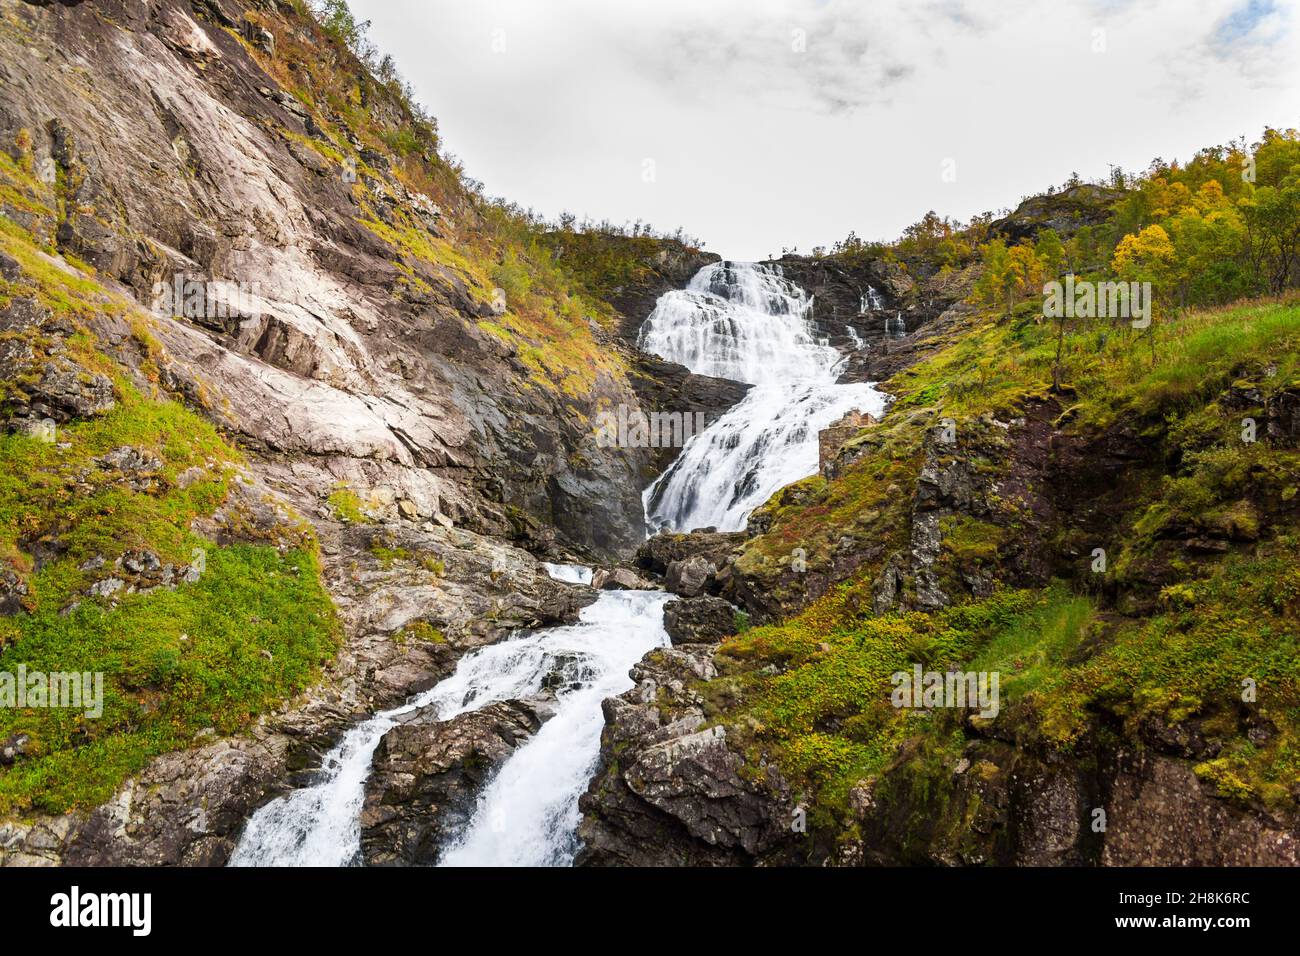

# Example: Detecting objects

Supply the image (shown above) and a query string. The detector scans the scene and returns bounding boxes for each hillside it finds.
[0,0,1297,870]
[0,0,734,863]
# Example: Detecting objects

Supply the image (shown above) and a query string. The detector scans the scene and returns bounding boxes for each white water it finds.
[641,261,885,532]
[861,285,884,313]
[541,562,593,585]
[230,574,670,867]
[230,262,887,868]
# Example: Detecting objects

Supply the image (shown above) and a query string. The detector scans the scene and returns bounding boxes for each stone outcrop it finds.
[359,698,552,866]
[662,595,738,645]
[576,643,799,866]
[990,183,1124,245]
[818,409,876,476]
[634,529,746,597]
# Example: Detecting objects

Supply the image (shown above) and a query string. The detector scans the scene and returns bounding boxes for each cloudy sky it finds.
[351,0,1300,260]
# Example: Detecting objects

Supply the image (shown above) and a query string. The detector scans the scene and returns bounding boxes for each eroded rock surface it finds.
[359,698,552,866]
[577,643,798,866]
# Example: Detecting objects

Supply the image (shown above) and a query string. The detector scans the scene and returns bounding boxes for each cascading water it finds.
[230,261,887,869]
[229,569,670,867]
[640,261,886,532]
[860,285,884,313]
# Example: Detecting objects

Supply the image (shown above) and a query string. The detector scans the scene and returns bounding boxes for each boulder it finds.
[663,595,737,644]
[591,567,656,591]
[664,555,713,597]
[635,529,746,576]
[359,698,551,865]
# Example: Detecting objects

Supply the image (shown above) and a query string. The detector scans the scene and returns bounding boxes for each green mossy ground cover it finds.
[714,296,1300,831]
[0,212,339,817]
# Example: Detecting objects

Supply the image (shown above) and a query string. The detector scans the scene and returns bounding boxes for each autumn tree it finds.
[1035,229,1066,280]
[1239,169,1300,295]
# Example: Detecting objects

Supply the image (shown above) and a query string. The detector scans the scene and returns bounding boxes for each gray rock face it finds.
[359,699,551,866]
[664,555,714,597]
[0,0,687,561]
[576,643,798,866]
[663,595,737,645]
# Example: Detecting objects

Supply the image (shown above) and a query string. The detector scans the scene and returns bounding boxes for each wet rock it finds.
[663,595,737,645]
[664,555,714,598]
[577,642,797,866]
[359,698,551,865]
[591,567,656,591]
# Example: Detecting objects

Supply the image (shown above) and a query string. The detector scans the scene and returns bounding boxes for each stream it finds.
[230,260,883,866]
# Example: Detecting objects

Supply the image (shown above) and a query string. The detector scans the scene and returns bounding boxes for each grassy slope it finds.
[0,150,337,816]
[0,0,693,817]
[710,294,1300,831]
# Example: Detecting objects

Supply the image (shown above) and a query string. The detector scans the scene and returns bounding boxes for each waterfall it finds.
[886,312,906,339]
[638,262,838,384]
[860,284,884,313]
[229,572,670,867]
[640,262,885,532]
[229,263,889,869]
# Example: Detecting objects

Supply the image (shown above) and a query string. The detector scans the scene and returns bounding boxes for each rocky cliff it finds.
[579,282,1300,866]
[0,0,736,864]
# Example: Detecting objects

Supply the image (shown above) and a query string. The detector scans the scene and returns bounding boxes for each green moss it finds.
[327,484,367,523]
[711,582,1037,824]
[939,515,1004,564]
[369,536,409,568]
[395,620,445,645]
[0,545,337,815]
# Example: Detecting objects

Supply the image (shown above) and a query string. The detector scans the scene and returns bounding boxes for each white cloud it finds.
[351,0,1300,261]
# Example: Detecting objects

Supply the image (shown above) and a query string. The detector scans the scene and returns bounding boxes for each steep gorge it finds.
[0,0,1297,870]
[0,0,737,864]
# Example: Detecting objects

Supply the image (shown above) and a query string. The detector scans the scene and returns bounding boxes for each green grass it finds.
[711,582,1037,821]
[0,209,340,818]
[888,297,1300,429]
[327,484,367,523]
[0,545,337,815]
[968,586,1095,698]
